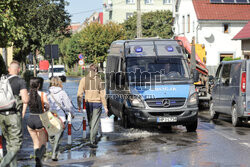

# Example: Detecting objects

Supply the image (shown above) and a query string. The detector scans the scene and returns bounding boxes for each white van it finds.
[26,64,39,71]
[48,65,66,82]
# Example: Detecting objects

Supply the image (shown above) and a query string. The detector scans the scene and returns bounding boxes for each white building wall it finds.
[173,0,246,75]
[174,0,197,41]
[103,0,172,24]
[198,22,244,68]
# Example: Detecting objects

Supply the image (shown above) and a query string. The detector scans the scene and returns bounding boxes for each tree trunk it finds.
[59,56,62,64]
[22,50,26,72]
[100,62,104,71]
[33,54,37,77]
[22,62,26,73]
[2,48,7,69]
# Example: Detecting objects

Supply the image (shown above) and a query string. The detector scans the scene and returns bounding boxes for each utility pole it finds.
[137,0,142,38]
[191,36,196,72]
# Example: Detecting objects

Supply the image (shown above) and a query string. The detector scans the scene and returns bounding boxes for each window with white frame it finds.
[126,13,133,19]
[109,11,113,20]
[223,23,230,33]
[145,0,154,4]
[187,15,190,33]
[163,0,172,4]
[126,0,135,4]
[182,16,185,34]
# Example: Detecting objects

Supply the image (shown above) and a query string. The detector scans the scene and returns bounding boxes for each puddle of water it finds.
[235,131,246,135]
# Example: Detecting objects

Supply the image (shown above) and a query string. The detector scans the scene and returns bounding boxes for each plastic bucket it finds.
[101,117,114,133]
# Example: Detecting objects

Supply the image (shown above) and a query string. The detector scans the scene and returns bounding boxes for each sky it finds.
[65,0,103,24]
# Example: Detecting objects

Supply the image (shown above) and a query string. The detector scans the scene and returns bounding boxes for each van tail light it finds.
[241,72,246,93]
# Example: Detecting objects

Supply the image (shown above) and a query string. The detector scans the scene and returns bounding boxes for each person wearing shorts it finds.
[27,78,49,167]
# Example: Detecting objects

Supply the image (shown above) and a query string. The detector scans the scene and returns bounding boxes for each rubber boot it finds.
[51,130,64,161]
[39,145,46,160]
[51,145,58,161]
[34,149,42,167]
[0,151,17,167]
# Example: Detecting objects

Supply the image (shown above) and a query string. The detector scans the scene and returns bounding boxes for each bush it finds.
[222,57,241,61]
[66,66,84,77]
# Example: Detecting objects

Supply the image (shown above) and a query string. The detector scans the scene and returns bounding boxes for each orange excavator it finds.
[175,36,210,105]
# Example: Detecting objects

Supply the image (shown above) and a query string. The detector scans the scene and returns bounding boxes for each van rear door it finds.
[219,63,232,113]
[245,60,250,113]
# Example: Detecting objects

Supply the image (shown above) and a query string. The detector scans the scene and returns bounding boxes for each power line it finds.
[70,0,125,15]
[71,8,103,15]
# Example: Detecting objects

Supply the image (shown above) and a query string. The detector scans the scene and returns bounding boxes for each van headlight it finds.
[129,98,145,108]
[187,93,198,106]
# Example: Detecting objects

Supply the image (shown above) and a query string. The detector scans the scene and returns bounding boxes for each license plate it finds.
[157,117,177,123]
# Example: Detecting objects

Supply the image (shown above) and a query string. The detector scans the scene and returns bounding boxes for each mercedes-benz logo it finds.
[162,99,170,107]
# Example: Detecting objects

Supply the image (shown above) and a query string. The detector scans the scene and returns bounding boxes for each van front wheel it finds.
[122,113,130,129]
[186,119,198,132]
[232,104,242,127]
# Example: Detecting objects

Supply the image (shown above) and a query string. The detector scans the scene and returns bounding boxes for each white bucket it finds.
[101,117,114,133]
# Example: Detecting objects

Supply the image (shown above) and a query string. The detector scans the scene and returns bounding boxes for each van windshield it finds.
[49,68,65,72]
[126,57,189,82]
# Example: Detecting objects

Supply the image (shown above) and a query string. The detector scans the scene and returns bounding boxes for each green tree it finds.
[79,22,124,68]
[0,0,25,48]
[56,37,70,65]
[65,33,82,68]
[13,0,71,64]
[123,10,174,39]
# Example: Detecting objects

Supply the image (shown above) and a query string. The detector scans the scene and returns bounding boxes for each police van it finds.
[105,39,199,132]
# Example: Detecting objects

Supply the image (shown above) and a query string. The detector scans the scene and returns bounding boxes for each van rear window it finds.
[49,68,65,72]
[230,63,241,86]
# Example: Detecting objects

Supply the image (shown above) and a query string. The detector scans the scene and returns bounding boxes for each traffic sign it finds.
[78,59,84,66]
[45,44,59,59]
[78,54,83,59]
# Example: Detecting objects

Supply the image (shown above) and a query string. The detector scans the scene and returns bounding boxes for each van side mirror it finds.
[208,75,214,85]
[192,69,199,82]
[225,78,230,86]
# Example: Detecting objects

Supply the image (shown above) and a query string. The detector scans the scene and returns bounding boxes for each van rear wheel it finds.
[232,104,242,127]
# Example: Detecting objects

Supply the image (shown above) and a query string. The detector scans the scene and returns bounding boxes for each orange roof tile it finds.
[233,21,250,40]
[193,0,250,21]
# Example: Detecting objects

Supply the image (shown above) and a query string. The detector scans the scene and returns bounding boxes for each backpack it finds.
[0,75,17,111]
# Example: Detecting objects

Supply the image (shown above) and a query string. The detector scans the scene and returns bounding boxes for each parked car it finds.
[210,60,250,126]
[48,65,66,82]
[26,64,39,71]
[106,39,199,132]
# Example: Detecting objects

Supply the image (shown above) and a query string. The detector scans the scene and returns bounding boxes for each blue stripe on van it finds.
[130,85,190,99]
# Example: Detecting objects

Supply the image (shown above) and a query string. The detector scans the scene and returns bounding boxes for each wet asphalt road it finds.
[14,74,250,167]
